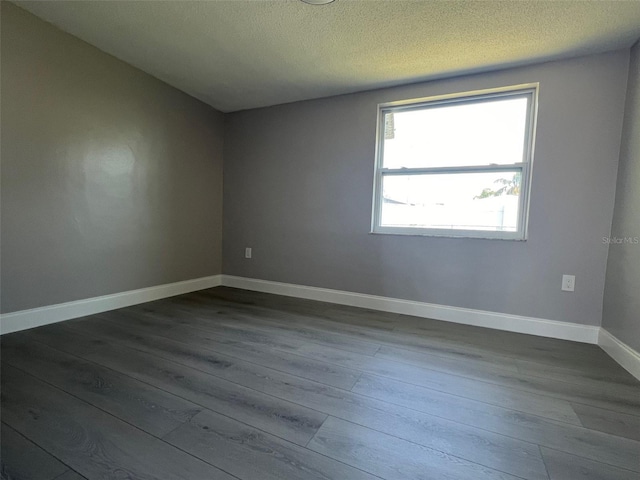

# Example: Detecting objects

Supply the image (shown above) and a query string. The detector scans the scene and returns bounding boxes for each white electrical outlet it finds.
[245,247,252,259]
[561,274,575,292]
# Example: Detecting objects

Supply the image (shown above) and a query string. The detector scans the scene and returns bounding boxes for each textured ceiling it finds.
[14,0,640,112]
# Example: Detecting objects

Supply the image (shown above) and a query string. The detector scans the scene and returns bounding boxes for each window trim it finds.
[371,83,539,240]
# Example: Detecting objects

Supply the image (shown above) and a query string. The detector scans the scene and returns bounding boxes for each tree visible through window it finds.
[372,85,538,240]
[474,172,521,199]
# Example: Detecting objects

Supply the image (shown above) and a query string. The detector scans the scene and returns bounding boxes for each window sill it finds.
[369,230,527,241]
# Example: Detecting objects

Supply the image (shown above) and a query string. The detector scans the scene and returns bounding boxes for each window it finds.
[371,84,538,240]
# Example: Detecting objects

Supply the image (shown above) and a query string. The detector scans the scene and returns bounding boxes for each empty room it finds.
[1,1,639,479]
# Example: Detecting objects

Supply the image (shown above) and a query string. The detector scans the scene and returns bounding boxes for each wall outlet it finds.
[561,274,575,292]
[245,247,252,259]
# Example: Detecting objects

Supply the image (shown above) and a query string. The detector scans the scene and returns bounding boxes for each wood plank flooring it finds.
[1,286,639,480]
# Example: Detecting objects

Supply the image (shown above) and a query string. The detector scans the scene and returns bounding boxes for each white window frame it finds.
[371,83,539,240]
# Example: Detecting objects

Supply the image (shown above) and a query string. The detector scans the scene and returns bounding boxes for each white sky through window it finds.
[379,95,530,232]
[383,97,528,170]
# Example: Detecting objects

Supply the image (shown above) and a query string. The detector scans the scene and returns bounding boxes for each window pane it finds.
[382,96,529,169]
[381,171,522,232]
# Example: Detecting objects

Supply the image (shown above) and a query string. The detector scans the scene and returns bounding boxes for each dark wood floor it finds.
[1,287,639,480]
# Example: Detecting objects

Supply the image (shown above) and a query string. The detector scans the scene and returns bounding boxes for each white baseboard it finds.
[221,276,600,344]
[0,273,602,347]
[0,275,222,335]
[598,329,640,380]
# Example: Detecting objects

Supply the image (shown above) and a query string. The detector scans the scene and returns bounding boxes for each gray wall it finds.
[224,51,629,327]
[603,42,640,350]
[1,3,224,313]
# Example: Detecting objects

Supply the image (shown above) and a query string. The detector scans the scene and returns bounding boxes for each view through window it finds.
[372,85,538,239]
